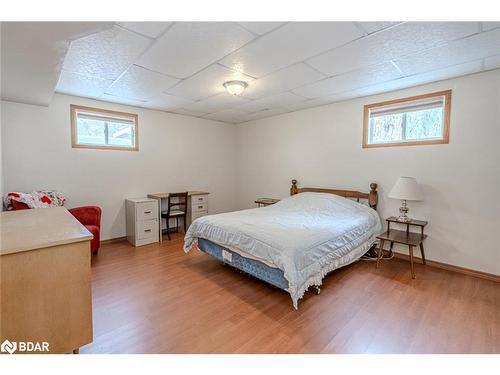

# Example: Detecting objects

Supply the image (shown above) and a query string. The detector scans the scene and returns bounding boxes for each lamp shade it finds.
[388,177,423,201]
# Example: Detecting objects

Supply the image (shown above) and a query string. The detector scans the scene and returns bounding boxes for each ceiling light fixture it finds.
[223,80,248,95]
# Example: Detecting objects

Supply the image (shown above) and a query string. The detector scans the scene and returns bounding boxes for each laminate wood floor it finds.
[81,234,499,354]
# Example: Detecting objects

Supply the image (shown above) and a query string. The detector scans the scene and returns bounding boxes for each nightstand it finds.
[254,198,280,207]
[376,217,428,279]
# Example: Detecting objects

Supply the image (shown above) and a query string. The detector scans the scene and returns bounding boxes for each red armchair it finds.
[68,206,102,255]
[10,202,101,255]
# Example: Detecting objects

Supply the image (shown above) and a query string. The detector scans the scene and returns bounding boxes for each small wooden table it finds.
[376,217,428,279]
[254,198,280,207]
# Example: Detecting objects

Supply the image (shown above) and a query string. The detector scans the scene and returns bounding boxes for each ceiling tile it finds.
[238,22,285,35]
[56,70,114,98]
[219,22,363,78]
[137,22,255,79]
[394,28,500,76]
[284,98,331,112]
[292,62,402,99]
[117,22,173,38]
[237,92,306,112]
[12,21,500,120]
[204,108,250,123]
[99,93,148,107]
[165,64,254,101]
[285,90,360,111]
[105,65,179,101]
[62,26,151,80]
[356,60,484,97]
[356,22,401,34]
[241,63,326,100]
[171,107,208,117]
[484,55,500,70]
[1,22,114,106]
[483,22,500,31]
[182,92,249,113]
[238,108,288,123]
[307,22,479,77]
[146,93,195,111]
[320,90,361,103]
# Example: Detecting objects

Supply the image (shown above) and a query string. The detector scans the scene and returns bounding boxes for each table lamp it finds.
[388,176,423,222]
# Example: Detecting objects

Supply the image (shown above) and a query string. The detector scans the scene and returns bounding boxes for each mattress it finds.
[198,238,290,290]
[185,192,382,308]
[197,236,377,294]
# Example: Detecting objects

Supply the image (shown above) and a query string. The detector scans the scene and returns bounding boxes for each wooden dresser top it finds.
[1,207,92,255]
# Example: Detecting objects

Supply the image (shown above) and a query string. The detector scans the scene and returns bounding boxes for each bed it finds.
[184,179,381,309]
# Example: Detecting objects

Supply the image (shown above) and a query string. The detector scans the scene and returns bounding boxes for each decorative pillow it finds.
[3,191,66,210]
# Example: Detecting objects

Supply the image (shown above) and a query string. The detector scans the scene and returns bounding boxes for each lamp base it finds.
[397,200,411,222]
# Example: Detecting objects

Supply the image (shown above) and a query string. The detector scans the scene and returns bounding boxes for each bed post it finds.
[369,183,378,210]
[290,179,298,195]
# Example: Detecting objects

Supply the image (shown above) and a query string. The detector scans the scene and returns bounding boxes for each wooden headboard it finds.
[290,179,378,210]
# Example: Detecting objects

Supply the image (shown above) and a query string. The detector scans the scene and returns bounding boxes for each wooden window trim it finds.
[362,89,451,148]
[70,104,139,151]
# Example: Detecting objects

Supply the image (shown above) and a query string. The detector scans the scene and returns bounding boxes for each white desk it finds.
[147,191,209,242]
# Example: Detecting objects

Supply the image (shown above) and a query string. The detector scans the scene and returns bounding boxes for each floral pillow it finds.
[3,191,66,210]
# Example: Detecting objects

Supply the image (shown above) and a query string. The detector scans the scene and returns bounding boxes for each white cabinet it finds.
[126,198,159,247]
[188,193,209,228]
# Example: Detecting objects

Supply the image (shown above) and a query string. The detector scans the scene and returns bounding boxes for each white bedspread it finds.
[184,192,381,308]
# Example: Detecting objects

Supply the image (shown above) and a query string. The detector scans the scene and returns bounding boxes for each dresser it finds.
[125,198,159,247]
[1,207,93,354]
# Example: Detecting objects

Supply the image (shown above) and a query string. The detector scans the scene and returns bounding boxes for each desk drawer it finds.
[136,201,158,220]
[192,194,208,204]
[192,202,208,213]
[137,219,158,240]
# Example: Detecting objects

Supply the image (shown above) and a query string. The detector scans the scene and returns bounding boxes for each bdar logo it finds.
[0,339,49,354]
[1,339,17,354]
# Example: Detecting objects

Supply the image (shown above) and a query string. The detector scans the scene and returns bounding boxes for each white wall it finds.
[0,24,4,202]
[0,97,3,202]
[236,69,500,276]
[1,94,238,240]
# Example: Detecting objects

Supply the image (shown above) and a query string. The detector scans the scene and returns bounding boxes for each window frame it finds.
[70,104,139,151]
[362,89,451,148]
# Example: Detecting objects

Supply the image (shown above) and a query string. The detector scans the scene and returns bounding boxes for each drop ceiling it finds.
[2,22,500,124]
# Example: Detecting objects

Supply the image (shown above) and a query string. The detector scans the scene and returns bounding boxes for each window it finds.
[71,105,138,151]
[362,90,451,148]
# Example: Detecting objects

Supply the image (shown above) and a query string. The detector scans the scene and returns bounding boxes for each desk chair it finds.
[161,192,188,240]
